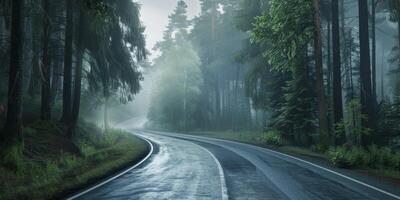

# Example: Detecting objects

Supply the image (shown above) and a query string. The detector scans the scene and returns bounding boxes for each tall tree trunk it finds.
[332,0,343,127]
[40,0,51,120]
[358,0,373,145]
[61,0,73,124]
[104,96,109,133]
[23,13,32,93]
[1,0,24,150]
[215,76,221,130]
[50,60,62,106]
[381,48,385,100]
[340,0,351,102]
[327,19,332,98]
[69,10,85,136]
[313,0,329,146]
[183,61,187,130]
[28,42,40,98]
[371,0,377,107]
[349,30,354,99]
[398,13,400,67]
[371,0,379,112]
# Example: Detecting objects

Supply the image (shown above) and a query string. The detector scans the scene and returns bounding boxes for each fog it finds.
[102,0,400,134]
[100,0,201,129]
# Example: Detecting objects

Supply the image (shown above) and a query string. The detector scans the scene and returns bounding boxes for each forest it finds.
[148,0,400,148]
[146,0,400,180]
[0,0,400,199]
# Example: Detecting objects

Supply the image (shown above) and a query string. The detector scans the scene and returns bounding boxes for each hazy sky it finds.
[136,0,201,59]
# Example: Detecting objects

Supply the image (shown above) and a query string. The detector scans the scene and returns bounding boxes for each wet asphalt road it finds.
[74,130,400,200]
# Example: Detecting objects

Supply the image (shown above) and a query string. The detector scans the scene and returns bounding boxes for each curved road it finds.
[72,130,400,200]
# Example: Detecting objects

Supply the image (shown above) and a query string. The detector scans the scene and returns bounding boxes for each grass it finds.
[0,121,149,200]
[186,130,400,181]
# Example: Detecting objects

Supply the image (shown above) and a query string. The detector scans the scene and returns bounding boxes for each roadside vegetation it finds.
[145,0,400,183]
[0,120,149,200]
[0,1,148,199]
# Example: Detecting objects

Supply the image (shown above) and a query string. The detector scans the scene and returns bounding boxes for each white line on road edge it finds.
[140,130,400,200]
[255,145,400,200]
[66,135,154,200]
[172,133,400,200]
[196,145,229,200]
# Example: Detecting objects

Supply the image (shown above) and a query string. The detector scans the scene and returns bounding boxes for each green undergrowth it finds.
[0,121,149,200]
[327,146,400,170]
[187,130,400,180]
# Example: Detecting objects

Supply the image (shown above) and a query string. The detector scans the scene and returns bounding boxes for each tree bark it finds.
[69,10,85,136]
[28,39,40,98]
[1,0,24,149]
[215,75,221,130]
[61,0,73,124]
[398,13,400,68]
[358,0,374,145]
[313,0,329,146]
[104,96,109,133]
[371,0,377,106]
[50,60,62,106]
[327,18,332,98]
[40,0,51,120]
[332,0,343,127]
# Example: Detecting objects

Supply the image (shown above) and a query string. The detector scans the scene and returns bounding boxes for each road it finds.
[72,130,400,200]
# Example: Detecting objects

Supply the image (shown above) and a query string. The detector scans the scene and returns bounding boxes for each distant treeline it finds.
[147,0,400,149]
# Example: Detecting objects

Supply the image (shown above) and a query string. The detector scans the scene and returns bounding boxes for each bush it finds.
[0,144,25,171]
[78,142,96,158]
[392,152,400,170]
[328,146,400,169]
[328,147,369,168]
[45,162,61,182]
[59,153,80,169]
[327,147,350,168]
[346,148,365,167]
[262,131,285,146]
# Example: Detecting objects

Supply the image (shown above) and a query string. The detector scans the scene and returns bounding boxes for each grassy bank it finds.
[186,130,400,182]
[0,121,149,200]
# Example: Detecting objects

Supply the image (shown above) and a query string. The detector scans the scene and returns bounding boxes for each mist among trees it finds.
[1,0,400,198]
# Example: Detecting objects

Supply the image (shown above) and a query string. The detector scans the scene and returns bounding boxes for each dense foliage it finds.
[0,0,147,169]
[147,0,400,151]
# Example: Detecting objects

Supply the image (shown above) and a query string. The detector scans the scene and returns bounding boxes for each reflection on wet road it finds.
[76,131,400,200]
[78,133,225,200]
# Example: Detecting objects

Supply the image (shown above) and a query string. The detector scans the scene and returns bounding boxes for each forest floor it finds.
[186,131,400,185]
[0,120,150,200]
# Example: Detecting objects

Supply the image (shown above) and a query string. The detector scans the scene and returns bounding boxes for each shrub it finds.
[0,144,25,172]
[327,147,350,168]
[78,142,96,158]
[262,131,285,146]
[45,162,61,182]
[392,152,400,170]
[59,154,80,169]
[346,148,365,167]
[328,146,400,170]
[328,147,369,168]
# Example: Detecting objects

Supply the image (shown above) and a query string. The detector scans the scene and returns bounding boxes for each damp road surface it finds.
[73,130,400,200]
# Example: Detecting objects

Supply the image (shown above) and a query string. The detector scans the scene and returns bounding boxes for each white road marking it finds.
[255,145,400,200]
[66,135,154,200]
[196,144,229,200]
[161,132,400,200]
